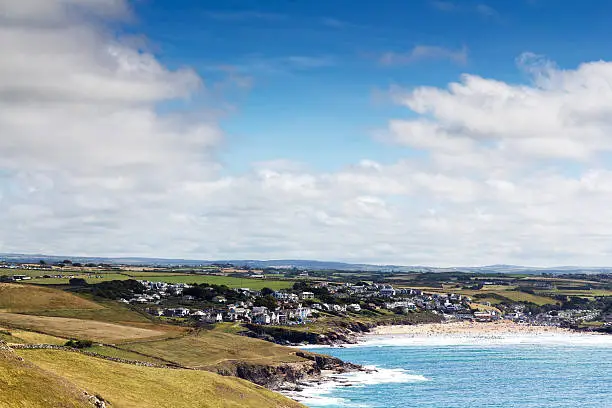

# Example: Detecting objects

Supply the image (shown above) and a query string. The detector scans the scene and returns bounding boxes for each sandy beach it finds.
[371,321,578,336]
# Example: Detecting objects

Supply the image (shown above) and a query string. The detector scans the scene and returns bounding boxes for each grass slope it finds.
[0,283,102,313]
[0,347,89,408]
[0,327,67,345]
[0,313,169,343]
[17,349,303,408]
[120,328,306,369]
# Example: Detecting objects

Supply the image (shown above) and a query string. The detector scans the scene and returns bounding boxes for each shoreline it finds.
[369,321,581,336]
[284,321,612,405]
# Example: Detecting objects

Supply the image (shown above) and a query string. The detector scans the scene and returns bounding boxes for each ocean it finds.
[297,334,612,407]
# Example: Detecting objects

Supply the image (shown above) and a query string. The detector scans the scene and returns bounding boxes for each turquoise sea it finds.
[298,334,612,408]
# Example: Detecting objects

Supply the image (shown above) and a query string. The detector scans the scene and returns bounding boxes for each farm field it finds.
[21,272,294,290]
[536,289,612,297]
[127,274,295,290]
[85,345,168,364]
[0,313,171,343]
[16,349,303,408]
[120,328,306,369]
[25,273,131,285]
[0,283,103,313]
[0,327,67,345]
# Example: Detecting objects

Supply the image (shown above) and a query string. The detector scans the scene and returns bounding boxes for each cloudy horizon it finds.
[3,0,612,267]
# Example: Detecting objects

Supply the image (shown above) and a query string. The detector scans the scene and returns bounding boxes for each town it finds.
[2,260,611,341]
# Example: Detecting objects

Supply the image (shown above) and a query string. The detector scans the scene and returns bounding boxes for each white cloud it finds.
[380,45,468,66]
[5,0,612,267]
[203,10,287,22]
[430,1,499,19]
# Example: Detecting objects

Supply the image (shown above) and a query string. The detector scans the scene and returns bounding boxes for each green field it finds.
[129,274,294,290]
[24,273,294,290]
[16,349,303,408]
[26,273,131,285]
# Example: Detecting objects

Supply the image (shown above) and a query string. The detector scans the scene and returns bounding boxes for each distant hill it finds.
[2,253,611,274]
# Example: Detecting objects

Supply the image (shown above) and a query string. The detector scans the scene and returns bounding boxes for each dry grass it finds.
[0,313,169,343]
[121,329,306,369]
[0,348,89,408]
[0,327,67,345]
[17,349,304,408]
[0,283,102,313]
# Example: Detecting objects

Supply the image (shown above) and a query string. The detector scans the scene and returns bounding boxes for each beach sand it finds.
[371,321,575,336]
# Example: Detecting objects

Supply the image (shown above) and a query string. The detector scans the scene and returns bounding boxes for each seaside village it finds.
[110,279,598,327]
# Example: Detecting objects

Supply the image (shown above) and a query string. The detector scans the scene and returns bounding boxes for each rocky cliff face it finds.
[213,351,360,390]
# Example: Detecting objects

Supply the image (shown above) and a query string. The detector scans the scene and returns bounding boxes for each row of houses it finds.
[145,303,314,325]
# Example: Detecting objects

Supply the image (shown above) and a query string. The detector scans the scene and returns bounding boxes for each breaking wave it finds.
[286,366,429,407]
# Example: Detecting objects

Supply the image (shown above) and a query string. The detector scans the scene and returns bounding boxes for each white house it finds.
[347,304,361,312]
[300,291,315,300]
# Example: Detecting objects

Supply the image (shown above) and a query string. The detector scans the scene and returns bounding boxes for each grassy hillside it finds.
[0,347,90,408]
[17,349,303,408]
[0,327,67,345]
[120,328,307,369]
[0,283,102,313]
[0,313,170,343]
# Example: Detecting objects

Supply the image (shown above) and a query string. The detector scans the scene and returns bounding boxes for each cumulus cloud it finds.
[4,0,612,266]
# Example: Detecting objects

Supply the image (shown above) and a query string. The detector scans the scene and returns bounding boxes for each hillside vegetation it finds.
[120,328,307,369]
[16,349,303,408]
[0,313,169,343]
[0,283,102,313]
[0,346,90,408]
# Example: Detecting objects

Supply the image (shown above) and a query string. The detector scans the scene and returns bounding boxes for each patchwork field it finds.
[123,274,295,290]
[0,313,169,343]
[16,349,303,408]
[22,272,295,290]
[29,273,131,285]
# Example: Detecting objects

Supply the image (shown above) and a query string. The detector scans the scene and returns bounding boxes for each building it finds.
[379,285,396,297]
[347,304,361,312]
[300,291,315,300]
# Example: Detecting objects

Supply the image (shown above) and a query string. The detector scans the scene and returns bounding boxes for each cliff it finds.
[213,351,359,390]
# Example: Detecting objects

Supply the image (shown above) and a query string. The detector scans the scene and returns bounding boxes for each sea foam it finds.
[287,366,429,407]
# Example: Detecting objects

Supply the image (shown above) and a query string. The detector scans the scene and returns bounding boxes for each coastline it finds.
[370,320,577,336]
[285,321,612,406]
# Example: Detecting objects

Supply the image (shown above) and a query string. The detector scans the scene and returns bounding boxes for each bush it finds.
[69,278,88,286]
[65,339,93,349]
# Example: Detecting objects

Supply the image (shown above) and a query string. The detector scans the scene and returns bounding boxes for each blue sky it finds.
[5,0,612,265]
[126,0,612,173]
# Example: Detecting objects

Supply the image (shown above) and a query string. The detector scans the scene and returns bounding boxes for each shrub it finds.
[65,339,93,349]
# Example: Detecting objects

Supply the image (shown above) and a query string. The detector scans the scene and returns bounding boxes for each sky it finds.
[4,0,612,266]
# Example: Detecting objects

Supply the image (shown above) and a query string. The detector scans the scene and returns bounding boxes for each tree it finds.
[254,295,277,310]
[39,260,46,265]
[292,281,308,292]
[69,278,88,286]
[260,287,275,296]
